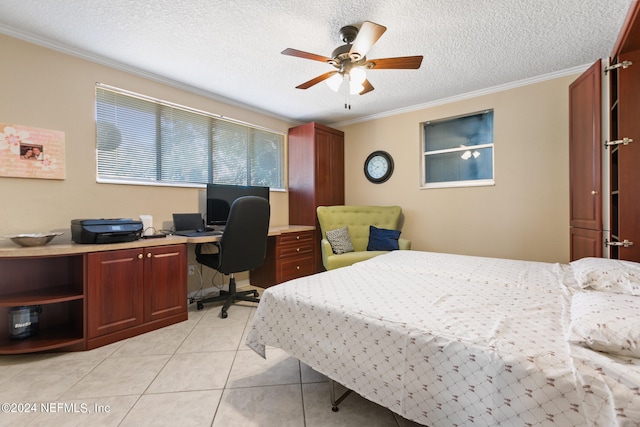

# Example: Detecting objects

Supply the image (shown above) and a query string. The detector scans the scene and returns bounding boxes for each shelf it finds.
[0,327,84,354]
[0,286,84,306]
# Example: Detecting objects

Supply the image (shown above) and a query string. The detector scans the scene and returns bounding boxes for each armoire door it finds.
[616,49,640,261]
[569,59,602,260]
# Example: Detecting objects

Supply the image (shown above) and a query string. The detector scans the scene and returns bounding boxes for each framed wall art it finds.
[0,123,65,180]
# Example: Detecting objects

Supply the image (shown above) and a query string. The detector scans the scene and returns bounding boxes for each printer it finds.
[71,218,143,244]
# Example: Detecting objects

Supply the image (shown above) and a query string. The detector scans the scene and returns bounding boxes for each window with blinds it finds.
[95,85,284,189]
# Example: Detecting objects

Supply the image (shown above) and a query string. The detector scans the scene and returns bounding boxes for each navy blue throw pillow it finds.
[367,225,401,251]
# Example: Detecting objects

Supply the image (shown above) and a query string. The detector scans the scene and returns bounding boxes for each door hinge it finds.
[605,137,633,148]
[605,239,634,248]
[604,60,633,73]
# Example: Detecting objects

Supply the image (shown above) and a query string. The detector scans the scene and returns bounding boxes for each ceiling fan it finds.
[282,21,423,97]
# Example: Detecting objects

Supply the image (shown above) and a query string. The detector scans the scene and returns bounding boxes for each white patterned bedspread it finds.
[246,251,640,426]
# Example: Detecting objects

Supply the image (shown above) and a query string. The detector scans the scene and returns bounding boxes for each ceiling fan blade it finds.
[359,79,374,95]
[282,48,331,63]
[366,56,424,69]
[295,71,339,89]
[349,21,386,60]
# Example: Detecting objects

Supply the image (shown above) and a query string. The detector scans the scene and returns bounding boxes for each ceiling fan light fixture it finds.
[349,67,367,85]
[326,73,344,92]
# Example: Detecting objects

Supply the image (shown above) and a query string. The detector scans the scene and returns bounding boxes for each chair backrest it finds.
[217,196,270,274]
[316,205,402,252]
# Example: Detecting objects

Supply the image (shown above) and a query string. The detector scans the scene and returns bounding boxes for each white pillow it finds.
[570,257,640,295]
[569,291,640,358]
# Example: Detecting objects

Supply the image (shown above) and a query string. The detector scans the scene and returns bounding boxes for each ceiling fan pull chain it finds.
[345,81,354,109]
[344,86,350,109]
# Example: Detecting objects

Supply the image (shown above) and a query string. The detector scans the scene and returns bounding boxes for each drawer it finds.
[278,254,316,282]
[277,240,315,258]
[278,231,314,245]
[276,231,316,259]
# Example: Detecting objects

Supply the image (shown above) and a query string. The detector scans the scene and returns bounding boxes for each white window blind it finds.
[96,85,284,189]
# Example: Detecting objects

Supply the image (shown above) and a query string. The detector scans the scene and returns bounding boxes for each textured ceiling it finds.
[0,0,634,126]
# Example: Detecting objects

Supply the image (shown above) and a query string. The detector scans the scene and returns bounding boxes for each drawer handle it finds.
[296,235,300,240]
[296,265,300,270]
[297,248,300,252]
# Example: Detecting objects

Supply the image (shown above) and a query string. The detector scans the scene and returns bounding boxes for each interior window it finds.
[422,110,495,188]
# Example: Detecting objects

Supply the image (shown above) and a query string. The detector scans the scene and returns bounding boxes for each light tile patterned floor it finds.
[0,288,424,426]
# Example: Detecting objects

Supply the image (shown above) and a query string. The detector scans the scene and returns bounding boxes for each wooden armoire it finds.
[288,122,345,271]
[569,1,640,261]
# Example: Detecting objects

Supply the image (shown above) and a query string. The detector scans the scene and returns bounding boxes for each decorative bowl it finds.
[5,232,63,247]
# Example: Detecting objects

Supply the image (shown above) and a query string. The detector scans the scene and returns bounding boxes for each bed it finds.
[246,250,640,426]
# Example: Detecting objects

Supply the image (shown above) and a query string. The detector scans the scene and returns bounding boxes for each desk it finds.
[0,225,314,353]
[187,225,317,288]
[0,236,189,354]
[250,225,317,288]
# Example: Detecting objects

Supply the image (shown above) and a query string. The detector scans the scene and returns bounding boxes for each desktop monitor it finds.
[206,183,269,226]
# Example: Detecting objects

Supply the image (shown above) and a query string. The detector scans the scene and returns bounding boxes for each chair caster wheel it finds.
[332,406,339,412]
[221,310,228,319]
[197,302,204,310]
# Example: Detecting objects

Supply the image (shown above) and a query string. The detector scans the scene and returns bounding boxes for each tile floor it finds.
[0,288,424,427]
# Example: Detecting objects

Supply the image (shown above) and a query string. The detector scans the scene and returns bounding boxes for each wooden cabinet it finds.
[87,248,144,339]
[0,240,188,353]
[0,254,85,354]
[250,229,316,288]
[569,1,640,262]
[608,2,640,261]
[86,244,187,349]
[569,59,602,260]
[288,122,344,271]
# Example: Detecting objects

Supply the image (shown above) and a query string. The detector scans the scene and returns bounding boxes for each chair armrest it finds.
[398,238,411,250]
[320,239,333,270]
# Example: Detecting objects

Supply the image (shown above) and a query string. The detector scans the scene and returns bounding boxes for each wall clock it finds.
[364,150,394,183]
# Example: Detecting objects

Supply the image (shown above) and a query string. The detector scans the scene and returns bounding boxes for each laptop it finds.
[172,213,222,237]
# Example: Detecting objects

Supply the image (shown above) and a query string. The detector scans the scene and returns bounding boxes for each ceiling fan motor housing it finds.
[339,25,359,43]
[329,25,367,69]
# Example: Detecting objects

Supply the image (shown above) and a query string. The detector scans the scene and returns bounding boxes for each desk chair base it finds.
[195,274,259,318]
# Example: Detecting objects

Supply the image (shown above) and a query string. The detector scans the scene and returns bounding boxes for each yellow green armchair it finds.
[316,205,411,270]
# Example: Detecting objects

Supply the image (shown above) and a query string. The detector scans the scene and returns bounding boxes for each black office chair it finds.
[194,196,270,318]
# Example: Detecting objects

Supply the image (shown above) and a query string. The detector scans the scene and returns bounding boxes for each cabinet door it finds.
[617,49,640,261]
[569,59,602,232]
[570,227,602,260]
[315,128,345,207]
[87,249,144,338]
[143,244,187,322]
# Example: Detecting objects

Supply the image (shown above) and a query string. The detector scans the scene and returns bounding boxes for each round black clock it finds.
[364,150,394,183]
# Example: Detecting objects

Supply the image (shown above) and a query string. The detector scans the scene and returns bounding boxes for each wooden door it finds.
[87,249,144,338]
[616,49,640,261]
[315,127,344,207]
[570,227,602,262]
[143,244,187,322]
[288,122,317,226]
[569,59,602,260]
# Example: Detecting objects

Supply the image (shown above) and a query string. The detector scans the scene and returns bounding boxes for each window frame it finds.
[95,83,285,190]
[420,110,495,189]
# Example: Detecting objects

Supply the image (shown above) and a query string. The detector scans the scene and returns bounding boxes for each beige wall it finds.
[340,75,576,263]
[0,34,295,292]
[1,33,576,271]
[0,34,293,237]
